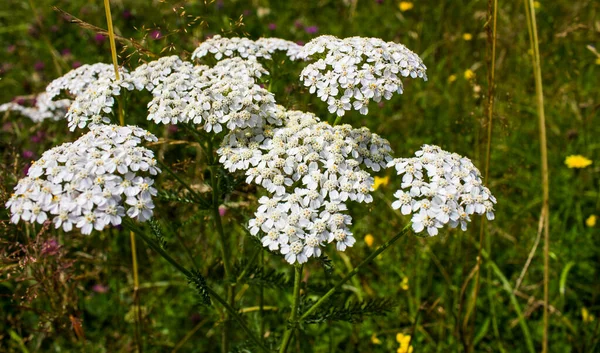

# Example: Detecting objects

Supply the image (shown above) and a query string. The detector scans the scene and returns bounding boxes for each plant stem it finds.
[104,1,141,351]
[468,0,498,350]
[206,137,234,353]
[524,1,550,351]
[299,223,412,321]
[279,265,303,353]
[125,222,271,353]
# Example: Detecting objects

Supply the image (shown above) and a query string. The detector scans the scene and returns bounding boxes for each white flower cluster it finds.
[218,108,393,264]
[5,125,160,234]
[191,35,302,61]
[298,35,427,116]
[388,145,496,236]
[0,92,70,123]
[46,63,122,99]
[130,55,277,132]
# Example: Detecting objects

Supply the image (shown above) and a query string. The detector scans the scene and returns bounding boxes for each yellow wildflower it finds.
[399,2,414,12]
[364,234,375,248]
[448,74,457,83]
[582,307,595,323]
[371,333,382,345]
[565,155,592,169]
[533,1,541,9]
[586,215,597,227]
[400,276,409,290]
[464,69,475,80]
[373,175,389,190]
[596,57,600,65]
[462,33,473,41]
[396,333,414,353]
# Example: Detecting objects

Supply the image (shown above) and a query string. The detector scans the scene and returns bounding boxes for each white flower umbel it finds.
[298,35,427,116]
[191,35,302,61]
[131,55,277,131]
[46,63,124,99]
[0,92,70,123]
[388,145,496,236]
[219,108,393,264]
[5,125,160,235]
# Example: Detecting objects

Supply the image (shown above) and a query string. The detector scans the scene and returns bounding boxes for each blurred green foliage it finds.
[0,0,599,352]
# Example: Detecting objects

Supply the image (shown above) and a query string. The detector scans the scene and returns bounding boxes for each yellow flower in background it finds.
[565,155,592,169]
[371,333,382,345]
[596,57,600,65]
[399,2,414,12]
[464,69,475,80]
[396,333,414,353]
[400,276,409,290]
[373,175,389,190]
[448,74,457,83]
[365,234,375,247]
[533,1,541,9]
[586,215,597,227]
[462,33,473,41]
[582,307,595,323]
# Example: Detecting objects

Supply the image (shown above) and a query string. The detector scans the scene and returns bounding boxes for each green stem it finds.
[279,265,303,353]
[156,159,207,207]
[124,222,270,353]
[299,223,412,321]
[333,115,343,126]
[206,137,234,353]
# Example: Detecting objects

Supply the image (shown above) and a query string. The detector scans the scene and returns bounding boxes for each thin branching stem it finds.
[124,222,270,353]
[469,0,498,350]
[523,1,550,351]
[300,223,412,321]
[279,264,303,353]
[104,1,141,351]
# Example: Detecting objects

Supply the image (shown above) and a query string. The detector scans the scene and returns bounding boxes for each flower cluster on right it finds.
[389,145,496,236]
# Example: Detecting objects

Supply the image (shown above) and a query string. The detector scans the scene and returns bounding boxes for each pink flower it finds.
[92,284,109,293]
[150,30,162,40]
[304,26,319,34]
[41,238,60,256]
[268,23,277,30]
[94,33,106,44]
[218,205,227,217]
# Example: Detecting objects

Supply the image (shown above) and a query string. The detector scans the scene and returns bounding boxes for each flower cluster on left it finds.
[6,125,160,234]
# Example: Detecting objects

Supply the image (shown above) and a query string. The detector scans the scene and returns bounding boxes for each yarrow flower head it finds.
[388,145,496,236]
[191,35,303,61]
[0,92,70,122]
[298,35,427,116]
[130,55,277,132]
[6,125,160,234]
[218,107,393,264]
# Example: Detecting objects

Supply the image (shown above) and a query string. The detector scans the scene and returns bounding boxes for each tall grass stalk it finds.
[523,0,550,351]
[104,1,141,351]
[468,0,498,351]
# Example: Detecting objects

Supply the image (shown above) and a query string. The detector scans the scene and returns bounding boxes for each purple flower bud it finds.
[122,9,133,20]
[92,284,109,293]
[41,238,60,256]
[304,26,319,34]
[268,23,277,31]
[218,205,227,217]
[31,131,46,143]
[22,150,34,159]
[94,33,106,44]
[61,48,71,56]
[150,30,162,40]
[34,61,45,71]
[72,61,82,69]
